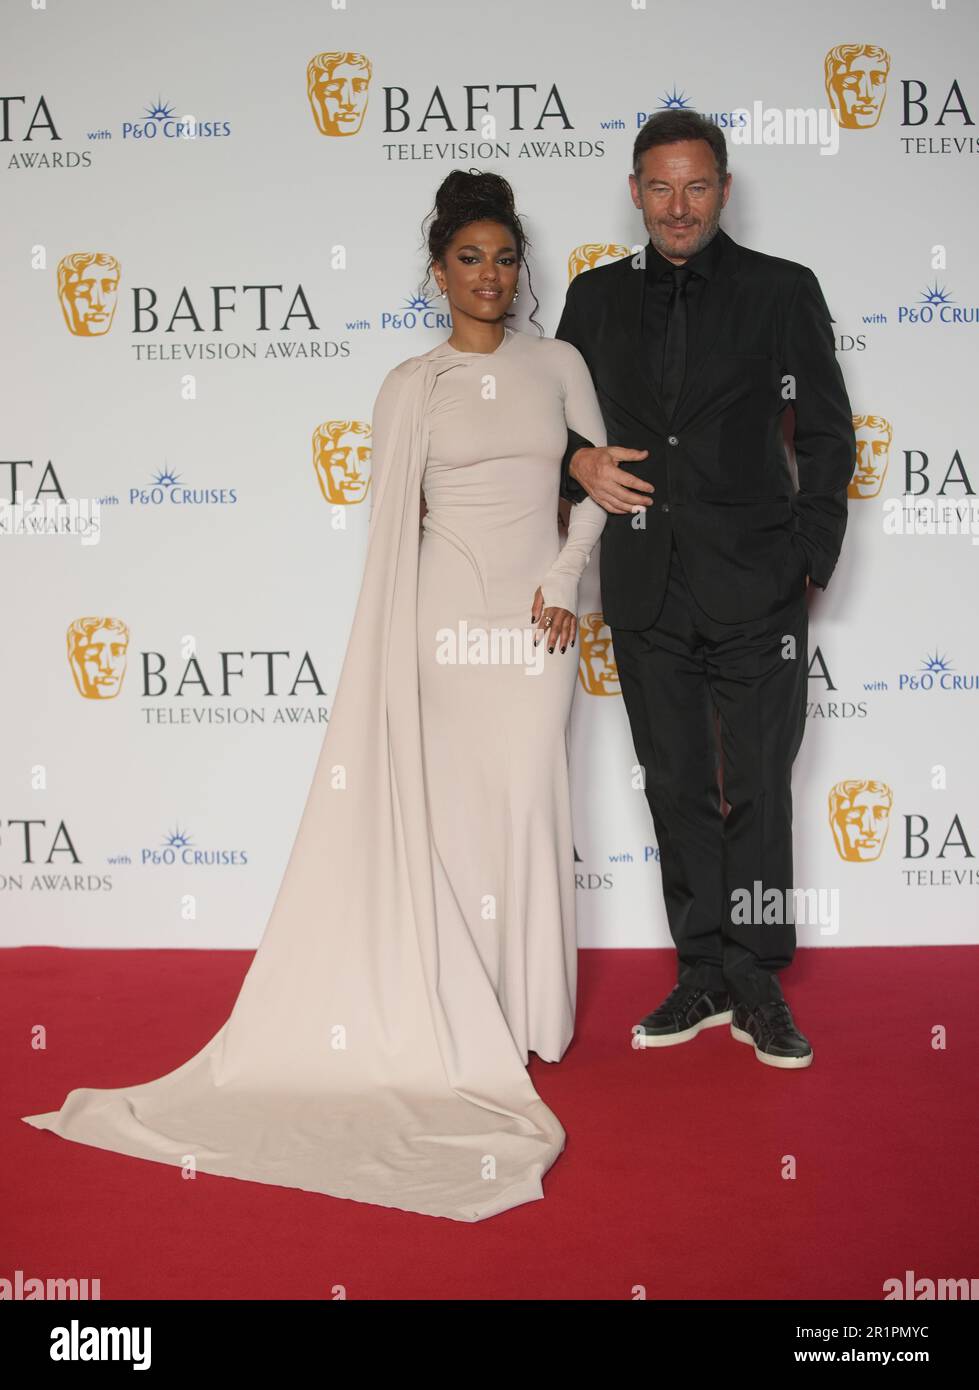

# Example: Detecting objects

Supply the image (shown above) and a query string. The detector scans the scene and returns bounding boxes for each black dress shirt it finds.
[641,228,723,405]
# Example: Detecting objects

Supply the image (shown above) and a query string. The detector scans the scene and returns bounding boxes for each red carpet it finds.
[3,946,976,1300]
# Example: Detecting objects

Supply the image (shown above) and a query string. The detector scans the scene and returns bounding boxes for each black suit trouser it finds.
[611,539,808,1007]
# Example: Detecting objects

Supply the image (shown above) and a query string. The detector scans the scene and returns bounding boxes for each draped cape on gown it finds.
[22,334,607,1222]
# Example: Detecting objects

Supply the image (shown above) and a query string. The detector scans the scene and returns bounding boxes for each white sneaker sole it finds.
[634,1010,733,1048]
[731,1024,814,1069]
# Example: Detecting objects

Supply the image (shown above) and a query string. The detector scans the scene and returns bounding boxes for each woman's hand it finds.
[531,587,576,654]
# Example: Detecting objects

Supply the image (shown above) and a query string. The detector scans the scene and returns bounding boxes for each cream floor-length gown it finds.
[22,326,608,1221]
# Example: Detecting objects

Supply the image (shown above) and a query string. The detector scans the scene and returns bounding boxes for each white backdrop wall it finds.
[3,0,977,950]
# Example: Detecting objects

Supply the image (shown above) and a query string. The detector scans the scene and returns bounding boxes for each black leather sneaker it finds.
[730,997,814,1069]
[633,982,733,1048]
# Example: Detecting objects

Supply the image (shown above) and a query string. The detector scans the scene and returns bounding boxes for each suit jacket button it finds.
[660,503,671,512]
[667,435,679,446]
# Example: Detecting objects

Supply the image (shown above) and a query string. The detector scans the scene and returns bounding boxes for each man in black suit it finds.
[556,109,854,1069]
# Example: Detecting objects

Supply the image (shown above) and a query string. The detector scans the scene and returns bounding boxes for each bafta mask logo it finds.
[578,613,620,696]
[824,44,891,130]
[58,253,121,336]
[850,415,892,499]
[314,420,372,505]
[829,779,893,862]
[568,244,631,283]
[68,616,130,699]
[307,51,372,136]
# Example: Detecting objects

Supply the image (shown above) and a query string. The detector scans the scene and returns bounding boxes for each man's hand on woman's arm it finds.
[570,445,654,515]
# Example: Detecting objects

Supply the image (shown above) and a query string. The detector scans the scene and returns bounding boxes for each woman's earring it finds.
[513,288,520,300]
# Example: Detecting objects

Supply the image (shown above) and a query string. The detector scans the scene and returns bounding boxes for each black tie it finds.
[661,265,692,418]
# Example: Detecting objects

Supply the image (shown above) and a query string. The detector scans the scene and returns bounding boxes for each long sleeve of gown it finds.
[538,341,608,616]
[367,363,410,528]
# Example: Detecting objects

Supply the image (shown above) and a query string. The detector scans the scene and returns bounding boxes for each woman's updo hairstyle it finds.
[420,168,543,332]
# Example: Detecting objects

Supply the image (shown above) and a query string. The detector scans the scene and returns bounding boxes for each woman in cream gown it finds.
[22,172,608,1222]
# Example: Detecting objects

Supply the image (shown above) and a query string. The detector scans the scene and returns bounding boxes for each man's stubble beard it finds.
[645,201,723,262]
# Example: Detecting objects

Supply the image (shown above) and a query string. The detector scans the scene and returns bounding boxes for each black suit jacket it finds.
[555,229,855,629]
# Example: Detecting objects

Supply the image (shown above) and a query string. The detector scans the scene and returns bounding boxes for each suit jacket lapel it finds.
[608,257,670,435]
